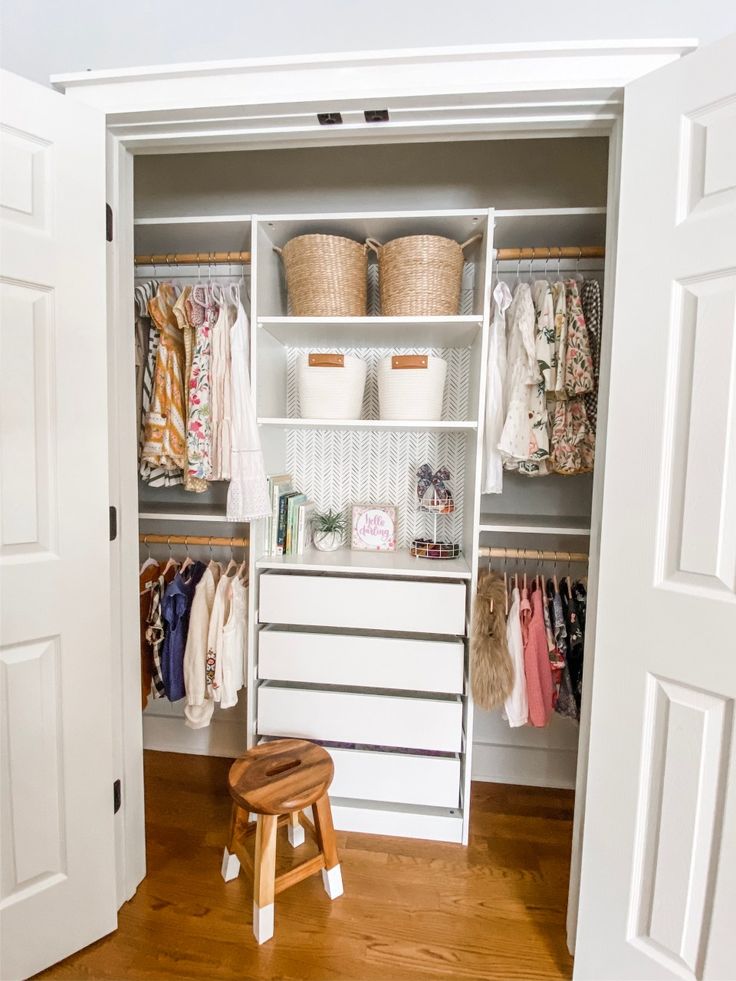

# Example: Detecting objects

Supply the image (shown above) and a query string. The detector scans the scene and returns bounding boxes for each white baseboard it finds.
[471,739,578,789]
[143,714,247,758]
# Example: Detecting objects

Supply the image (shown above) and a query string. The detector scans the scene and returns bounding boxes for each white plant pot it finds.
[313,529,342,552]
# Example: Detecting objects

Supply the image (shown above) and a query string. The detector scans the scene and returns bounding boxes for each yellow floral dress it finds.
[142,283,187,472]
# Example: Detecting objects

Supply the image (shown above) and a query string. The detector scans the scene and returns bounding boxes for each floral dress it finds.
[516,280,555,476]
[549,280,596,475]
[173,287,208,494]
[142,283,188,473]
[581,279,602,433]
[186,285,214,481]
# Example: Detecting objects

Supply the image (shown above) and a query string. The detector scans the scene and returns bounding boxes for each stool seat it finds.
[228,738,334,815]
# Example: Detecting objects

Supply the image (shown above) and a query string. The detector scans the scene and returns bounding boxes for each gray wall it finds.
[2,0,735,87]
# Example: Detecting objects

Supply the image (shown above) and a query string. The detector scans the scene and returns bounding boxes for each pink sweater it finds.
[524,588,555,727]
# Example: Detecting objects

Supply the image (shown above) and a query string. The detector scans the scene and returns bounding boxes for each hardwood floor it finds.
[37,751,575,981]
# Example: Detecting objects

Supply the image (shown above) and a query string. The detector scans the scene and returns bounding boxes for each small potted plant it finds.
[312,509,346,552]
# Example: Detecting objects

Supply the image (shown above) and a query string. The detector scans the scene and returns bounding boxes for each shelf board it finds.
[258,418,477,432]
[258,315,483,348]
[257,547,472,580]
[134,214,251,254]
[478,513,591,536]
[139,505,230,523]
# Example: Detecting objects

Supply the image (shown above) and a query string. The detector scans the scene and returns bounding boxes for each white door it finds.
[0,71,117,979]
[575,33,736,981]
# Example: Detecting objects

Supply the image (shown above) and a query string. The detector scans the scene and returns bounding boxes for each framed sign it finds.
[351,504,397,552]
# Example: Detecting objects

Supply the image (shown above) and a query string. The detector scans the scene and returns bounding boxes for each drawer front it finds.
[328,746,460,809]
[258,573,466,635]
[258,628,464,694]
[258,685,463,753]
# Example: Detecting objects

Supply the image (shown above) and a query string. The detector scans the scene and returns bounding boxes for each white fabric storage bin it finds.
[297,352,367,419]
[377,354,447,420]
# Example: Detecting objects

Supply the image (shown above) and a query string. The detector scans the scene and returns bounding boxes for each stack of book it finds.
[266,474,314,556]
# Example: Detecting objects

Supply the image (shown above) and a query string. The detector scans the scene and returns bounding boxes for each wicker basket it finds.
[367,233,482,316]
[276,234,368,316]
[297,352,367,419]
[377,354,447,421]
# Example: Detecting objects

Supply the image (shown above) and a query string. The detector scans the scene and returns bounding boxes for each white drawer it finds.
[327,746,460,809]
[257,684,463,753]
[258,628,464,694]
[258,573,466,635]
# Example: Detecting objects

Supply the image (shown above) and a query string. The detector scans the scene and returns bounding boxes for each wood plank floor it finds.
[38,751,575,981]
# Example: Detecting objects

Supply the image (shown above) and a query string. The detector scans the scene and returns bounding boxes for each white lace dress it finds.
[226,294,271,520]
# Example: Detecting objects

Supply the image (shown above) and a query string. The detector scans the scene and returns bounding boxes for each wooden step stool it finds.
[221,738,343,944]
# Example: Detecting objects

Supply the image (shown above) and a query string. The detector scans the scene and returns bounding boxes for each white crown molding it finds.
[50,39,697,152]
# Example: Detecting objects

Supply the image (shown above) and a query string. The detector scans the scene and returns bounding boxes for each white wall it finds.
[2,0,735,86]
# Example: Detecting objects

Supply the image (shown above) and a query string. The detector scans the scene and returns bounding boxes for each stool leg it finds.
[221,803,244,882]
[287,810,305,848]
[253,814,277,944]
[313,794,343,900]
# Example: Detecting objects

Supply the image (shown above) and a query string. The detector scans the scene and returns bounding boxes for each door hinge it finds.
[109,505,118,542]
[106,203,113,242]
[113,779,122,814]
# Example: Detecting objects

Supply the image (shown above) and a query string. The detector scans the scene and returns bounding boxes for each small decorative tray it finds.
[410,538,461,560]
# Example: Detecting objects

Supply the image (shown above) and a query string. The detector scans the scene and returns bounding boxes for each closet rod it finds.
[140,534,249,547]
[134,250,251,266]
[479,546,588,563]
[494,246,604,260]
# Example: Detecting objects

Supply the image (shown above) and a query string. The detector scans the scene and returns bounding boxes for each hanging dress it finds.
[161,560,207,702]
[523,586,555,727]
[142,283,188,475]
[139,558,160,708]
[172,286,208,493]
[146,563,178,699]
[581,279,602,433]
[516,280,555,476]
[186,285,215,482]
[226,289,271,520]
[498,283,539,469]
[209,289,233,481]
[482,280,512,494]
[549,280,596,475]
[551,281,567,398]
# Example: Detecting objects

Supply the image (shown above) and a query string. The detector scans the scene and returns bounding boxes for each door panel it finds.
[575,33,736,981]
[0,69,116,980]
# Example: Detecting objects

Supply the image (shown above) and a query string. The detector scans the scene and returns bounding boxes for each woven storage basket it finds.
[297,353,367,419]
[377,354,447,421]
[277,234,368,316]
[367,233,482,316]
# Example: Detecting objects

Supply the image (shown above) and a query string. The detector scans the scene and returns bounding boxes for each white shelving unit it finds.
[249,208,493,844]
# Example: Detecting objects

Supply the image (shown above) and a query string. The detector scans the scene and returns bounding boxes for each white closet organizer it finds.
[135,200,606,843]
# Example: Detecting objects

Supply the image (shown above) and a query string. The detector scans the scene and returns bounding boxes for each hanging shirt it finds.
[499,283,539,469]
[482,281,512,494]
[139,558,160,709]
[161,560,207,701]
[516,280,554,476]
[226,297,271,520]
[220,572,248,708]
[503,586,528,728]
[146,563,178,699]
[184,562,222,729]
